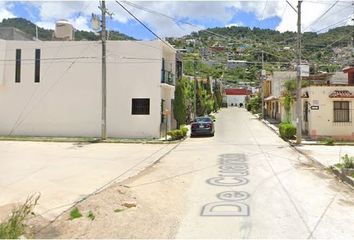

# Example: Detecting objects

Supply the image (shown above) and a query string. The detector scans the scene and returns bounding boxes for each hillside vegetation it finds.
[0,18,135,41]
[167,25,354,85]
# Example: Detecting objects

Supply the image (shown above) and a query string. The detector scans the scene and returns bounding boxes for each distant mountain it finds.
[168,25,354,69]
[0,18,135,41]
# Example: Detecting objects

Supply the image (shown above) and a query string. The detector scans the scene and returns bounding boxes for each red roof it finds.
[225,89,251,96]
[343,66,354,73]
[329,90,354,98]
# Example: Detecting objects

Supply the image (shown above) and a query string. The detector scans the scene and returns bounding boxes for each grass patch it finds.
[114,208,125,213]
[69,207,82,220]
[87,211,95,221]
[0,194,40,239]
[322,137,335,145]
[334,163,342,169]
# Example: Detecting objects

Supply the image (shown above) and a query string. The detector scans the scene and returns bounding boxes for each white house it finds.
[225,88,251,107]
[0,39,179,138]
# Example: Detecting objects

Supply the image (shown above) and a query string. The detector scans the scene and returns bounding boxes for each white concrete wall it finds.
[302,86,354,140]
[226,95,246,106]
[271,71,296,97]
[0,40,6,86]
[0,40,176,138]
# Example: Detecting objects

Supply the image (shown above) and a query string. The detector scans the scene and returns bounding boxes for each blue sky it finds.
[0,1,352,40]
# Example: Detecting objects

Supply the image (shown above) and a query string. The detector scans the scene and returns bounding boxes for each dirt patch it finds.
[32,154,191,238]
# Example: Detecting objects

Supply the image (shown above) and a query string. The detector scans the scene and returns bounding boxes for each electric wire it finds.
[115,0,174,51]
[303,0,339,32]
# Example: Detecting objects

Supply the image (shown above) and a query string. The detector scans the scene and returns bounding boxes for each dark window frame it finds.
[15,49,21,83]
[34,49,41,83]
[333,101,350,122]
[132,98,150,115]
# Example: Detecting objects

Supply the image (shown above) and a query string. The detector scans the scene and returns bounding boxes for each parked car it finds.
[191,116,215,137]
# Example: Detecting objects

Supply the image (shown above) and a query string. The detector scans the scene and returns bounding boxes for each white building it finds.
[0,39,179,138]
[225,89,251,107]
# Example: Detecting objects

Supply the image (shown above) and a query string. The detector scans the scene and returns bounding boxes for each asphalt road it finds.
[170,108,354,239]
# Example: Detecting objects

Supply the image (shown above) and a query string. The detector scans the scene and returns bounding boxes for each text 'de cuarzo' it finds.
[201,153,250,217]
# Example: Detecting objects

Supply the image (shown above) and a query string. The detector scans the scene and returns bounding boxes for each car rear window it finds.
[196,117,212,122]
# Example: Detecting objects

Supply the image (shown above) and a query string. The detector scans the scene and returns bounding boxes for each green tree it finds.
[173,77,194,125]
[282,80,296,123]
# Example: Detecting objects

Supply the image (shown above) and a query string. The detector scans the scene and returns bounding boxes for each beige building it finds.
[0,39,179,138]
[264,71,297,122]
[302,86,354,141]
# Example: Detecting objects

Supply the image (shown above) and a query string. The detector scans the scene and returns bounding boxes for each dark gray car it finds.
[191,116,215,137]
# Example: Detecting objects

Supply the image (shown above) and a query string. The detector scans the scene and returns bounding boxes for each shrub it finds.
[341,154,354,168]
[279,122,296,139]
[167,130,184,140]
[323,137,334,145]
[180,125,188,136]
[167,125,188,140]
[0,194,40,239]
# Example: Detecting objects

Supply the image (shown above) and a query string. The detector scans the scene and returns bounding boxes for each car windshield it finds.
[195,117,212,123]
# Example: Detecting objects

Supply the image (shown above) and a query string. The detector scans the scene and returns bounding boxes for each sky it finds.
[0,0,353,40]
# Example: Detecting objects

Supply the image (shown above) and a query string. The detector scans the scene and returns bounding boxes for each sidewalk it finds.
[261,118,354,168]
[0,141,177,220]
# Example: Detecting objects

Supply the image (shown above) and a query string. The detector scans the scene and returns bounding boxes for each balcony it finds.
[161,70,175,86]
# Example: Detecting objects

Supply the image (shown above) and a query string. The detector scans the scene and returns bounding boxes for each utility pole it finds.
[296,0,303,144]
[100,0,107,140]
[193,57,197,118]
[35,25,38,40]
[261,50,265,119]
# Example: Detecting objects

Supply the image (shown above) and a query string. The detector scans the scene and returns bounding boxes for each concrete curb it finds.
[0,136,186,145]
[259,116,354,188]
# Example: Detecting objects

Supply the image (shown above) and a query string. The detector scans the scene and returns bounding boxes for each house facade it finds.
[225,88,251,107]
[0,39,178,138]
[264,71,296,122]
[301,86,354,140]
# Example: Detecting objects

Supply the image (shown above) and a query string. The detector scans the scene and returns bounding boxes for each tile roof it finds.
[329,90,354,98]
[225,88,251,95]
[264,96,278,101]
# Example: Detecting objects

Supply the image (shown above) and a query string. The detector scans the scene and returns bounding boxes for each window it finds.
[132,98,150,115]
[15,49,21,83]
[334,101,350,122]
[34,49,40,83]
[304,101,308,122]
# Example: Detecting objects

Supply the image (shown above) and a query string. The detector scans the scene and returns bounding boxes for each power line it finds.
[120,0,293,64]
[121,0,232,41]
[115,0,174,51]
[303,0,339,32]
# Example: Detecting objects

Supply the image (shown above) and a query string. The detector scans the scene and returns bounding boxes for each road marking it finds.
[201,153,250,217]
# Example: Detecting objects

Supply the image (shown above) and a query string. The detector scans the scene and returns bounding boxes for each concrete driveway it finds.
[0,141,176,219]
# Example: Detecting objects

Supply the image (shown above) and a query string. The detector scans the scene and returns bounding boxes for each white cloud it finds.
[226,22,244,28]
[20,1,354,38]
[0,1,16,21]
[35,20,55,29]
[71,16,90,31]
[276,0,354,33]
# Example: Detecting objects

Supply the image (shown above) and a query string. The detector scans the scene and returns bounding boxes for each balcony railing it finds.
[161,70,175,85]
